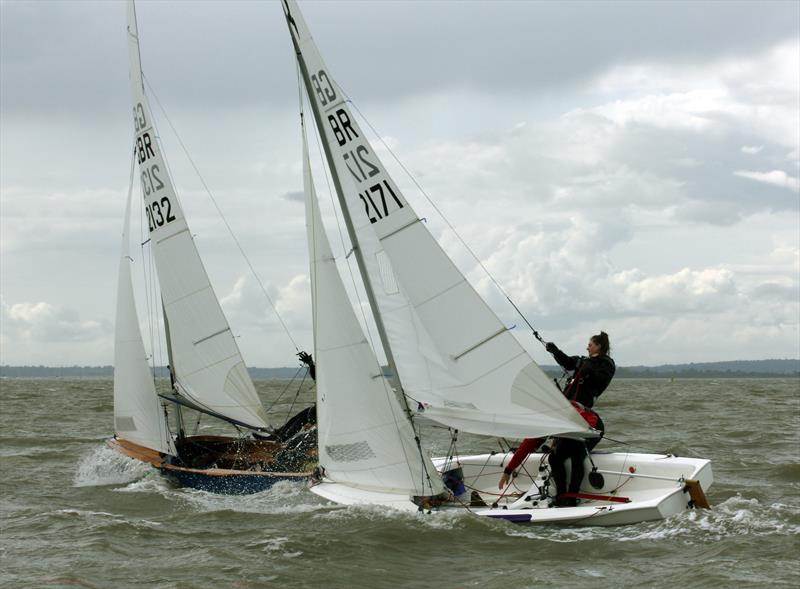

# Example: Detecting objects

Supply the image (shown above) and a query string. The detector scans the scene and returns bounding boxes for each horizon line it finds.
[2,358,799,369]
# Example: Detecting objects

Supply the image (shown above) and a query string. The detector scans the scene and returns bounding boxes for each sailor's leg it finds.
[564,440,586,494]
[548,441,568,497]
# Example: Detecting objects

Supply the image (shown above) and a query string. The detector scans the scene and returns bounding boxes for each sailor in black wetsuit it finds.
[547,333,615,410]
[544,331,615,506]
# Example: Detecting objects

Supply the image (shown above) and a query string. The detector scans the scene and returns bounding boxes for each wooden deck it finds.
[107,437,167,468]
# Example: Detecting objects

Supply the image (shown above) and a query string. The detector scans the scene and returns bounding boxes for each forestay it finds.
[303,118,443,496]
[113,157,175,456]
[126,1,268,430]
[283,0,591,440]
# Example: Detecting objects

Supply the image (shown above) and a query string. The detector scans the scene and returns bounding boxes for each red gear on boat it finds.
[503,401,601,475]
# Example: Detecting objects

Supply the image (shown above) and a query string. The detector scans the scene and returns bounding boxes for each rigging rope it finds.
[341,90,549,349]
[298,70,441,493]
[264,365,304,413]
[143,75,300,352]
[285,369,308,423]
[124,144,159,388]
[130,139,166,386]
[143,210,166,381]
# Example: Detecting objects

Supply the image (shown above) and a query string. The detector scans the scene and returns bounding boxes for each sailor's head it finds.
[587,332,610,357]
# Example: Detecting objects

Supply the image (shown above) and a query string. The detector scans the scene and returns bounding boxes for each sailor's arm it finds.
[546,342,579,371]
[297,350,316,380]
[499,438,543,489]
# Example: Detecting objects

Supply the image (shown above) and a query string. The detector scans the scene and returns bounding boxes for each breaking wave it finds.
[174,479,328,515]
[504,494,800,543]
[73,444,151,487]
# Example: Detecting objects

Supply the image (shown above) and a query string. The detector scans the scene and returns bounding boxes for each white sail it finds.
[126,0,268,430]
[283,0,591,440]
[303,118,443,495]
[114,157,175,456]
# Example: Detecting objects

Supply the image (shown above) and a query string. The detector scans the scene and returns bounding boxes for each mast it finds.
[161,300,177,389]
[113,145,176,456]
[161,302,184,436]
[284,1,445,495]
[126,0,270,431]
[283,5,406,406]
[128,0,145,94]
[280,1,592,442]
[299,96,445,497]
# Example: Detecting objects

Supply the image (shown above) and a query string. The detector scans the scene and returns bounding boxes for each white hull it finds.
[310,451,713,526]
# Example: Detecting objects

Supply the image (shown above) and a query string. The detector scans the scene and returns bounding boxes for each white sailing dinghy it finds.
[284,0,712,525]
[108,0,315,494]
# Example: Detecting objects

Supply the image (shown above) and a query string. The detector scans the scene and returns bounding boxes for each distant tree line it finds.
[1,359,798,379]
[542,359,799,379]
[0,365,304,379]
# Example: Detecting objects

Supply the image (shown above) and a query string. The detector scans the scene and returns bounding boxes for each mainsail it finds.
[283,0,591,440]
[126,0,268,430]
[303,118,443,495]
[113,156,175,456]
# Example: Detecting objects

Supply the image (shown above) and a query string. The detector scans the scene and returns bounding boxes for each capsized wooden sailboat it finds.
[284,0,712,524]
[109,0,315,494]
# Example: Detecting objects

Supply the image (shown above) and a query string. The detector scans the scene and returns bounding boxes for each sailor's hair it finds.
[591,331,611,356]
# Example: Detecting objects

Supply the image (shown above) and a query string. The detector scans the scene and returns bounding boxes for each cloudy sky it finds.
[1,0,798,368]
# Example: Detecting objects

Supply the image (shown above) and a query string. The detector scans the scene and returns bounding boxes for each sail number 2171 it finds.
[359,180,404,225]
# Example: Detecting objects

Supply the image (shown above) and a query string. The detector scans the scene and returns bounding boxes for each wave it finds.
[73,444,151,487]
[51,508,162,529]
[503,494,799,543]
[246,536,304,559]
[159,479,329,516]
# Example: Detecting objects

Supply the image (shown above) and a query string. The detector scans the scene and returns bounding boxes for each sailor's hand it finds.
[297,350,313,365]
[545,342,558,354]
[499,472,511,490]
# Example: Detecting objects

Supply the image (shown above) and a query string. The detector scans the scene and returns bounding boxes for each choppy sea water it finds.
[1,377,798,589]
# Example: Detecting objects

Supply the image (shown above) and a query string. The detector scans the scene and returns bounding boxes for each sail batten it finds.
[126,0,268,430]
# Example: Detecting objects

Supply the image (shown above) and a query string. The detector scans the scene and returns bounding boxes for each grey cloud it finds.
[749,281,800,302]
[430,109,797,229]
[0,1,128,115]
[2,300,111,344]
[2,1,797,116]
[734,170,800,193]
[302,1,799,101]
[282,190,304,203]
[1,0,797,366]
[671,200,742,227]
[557,116,799,223]
[219,275,281,330]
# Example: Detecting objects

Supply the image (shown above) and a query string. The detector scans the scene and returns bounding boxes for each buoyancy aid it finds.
[559,354,616,408]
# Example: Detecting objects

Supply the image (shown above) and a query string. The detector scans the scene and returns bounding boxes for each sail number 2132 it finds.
[132,102,177,232]
[145,198,176,232]
[141,163,176,232]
